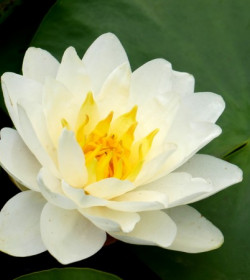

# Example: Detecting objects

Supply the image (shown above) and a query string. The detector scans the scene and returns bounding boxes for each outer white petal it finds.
[161,122,222,176]
[79,207,140,233]
[0,191,46,256]
[85,178,135,200]
[172,70,195,97]
[58,129,87,188]
[38,168,76,210]
[1,81,19,130]
[62,181,107,208]
[56,47,91,96]
[130,59,172,105]
[2,72,43,105]
[97,62,131,118]
[160,89,224,175]
[19,101,57,163]
[22,47,59,83]
[140,172,213,207]
[110,211,177,247]
[0,128,41,191]
[172,121,222,157]
[166,205,224,253]
[108,190,168,212]
[181,92,225,123]
[82,33,129,95]
[1,73,43,130]
[40,203,106,264]
[17,104,60,178]
[176,154,243,202]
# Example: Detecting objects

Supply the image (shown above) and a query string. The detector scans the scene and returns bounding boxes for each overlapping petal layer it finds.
[0,33,242,264]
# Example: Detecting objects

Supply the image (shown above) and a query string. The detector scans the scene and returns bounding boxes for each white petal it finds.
[79,207,140,233]
[2,72,43,104]
[108,190,168,212]
[134,93,179,147]
[18,101,57,163]
[181,92,225,123]
[1,80,19,130]
[17,104,60,178]
[1,72,43,130]
[172,70,194,97]
[82,33,128,95]
[22,47,59,83]
[161,89,224,175]
[169,121,222,156]
[166,205,224,252]
[38,168,76,210]
[42,78,74,146]
[97,62,131,118]
[56,47,91,96]
[176,154,243,202]
[110,211,177,247]
[62,181,107,208]
[0,191,46,256]
[0,128,41,191]
[130,59,172,105]
[162,122,222,175]
[134,143,177,186]
[40,203,106,264]
[140,172,213,207]
[58,129,87,188]
[85,178,135,200]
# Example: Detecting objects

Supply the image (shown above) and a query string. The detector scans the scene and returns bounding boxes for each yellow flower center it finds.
[63,92,159,184]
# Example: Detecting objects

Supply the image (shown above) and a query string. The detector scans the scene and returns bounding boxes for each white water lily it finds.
[0,33,242,264]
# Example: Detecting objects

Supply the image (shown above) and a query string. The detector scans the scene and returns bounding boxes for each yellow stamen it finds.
[130,128,159,163]
[96,152,113,181]
[75,100,159,184]
[126,161,144,181]
[85,158,97,185]
[110,105,138,136]
[75,92,98,134]
[113,157,123,179]
[139,128,159,160]
[88,111,114,140]
[120,122,137,150]
[76,115,89,147]
[61,118,70,129]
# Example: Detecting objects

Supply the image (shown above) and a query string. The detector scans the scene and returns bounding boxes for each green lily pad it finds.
[0,0,55,111]
[15,268,122,280]
[13,0,250,278]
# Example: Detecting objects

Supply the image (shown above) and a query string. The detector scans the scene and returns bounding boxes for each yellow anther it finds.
[75,104,159,183]
[120,122,137,150]
[125,161,144,181]
[110,105,138,136]
[85,158,97,185]
[130,128,159,163]
[113,157,123,179]
[75,92,98,134]
[90,111,114,139]
[61,118,70,129]
[76,115,89,147]
[139,128,159,160]
[96,152,113,181]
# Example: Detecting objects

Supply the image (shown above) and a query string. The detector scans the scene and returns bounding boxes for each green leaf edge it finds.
[14,267,122,280]
[222,139,250,160]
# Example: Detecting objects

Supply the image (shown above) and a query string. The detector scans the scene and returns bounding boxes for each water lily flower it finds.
[0,33,242,264]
